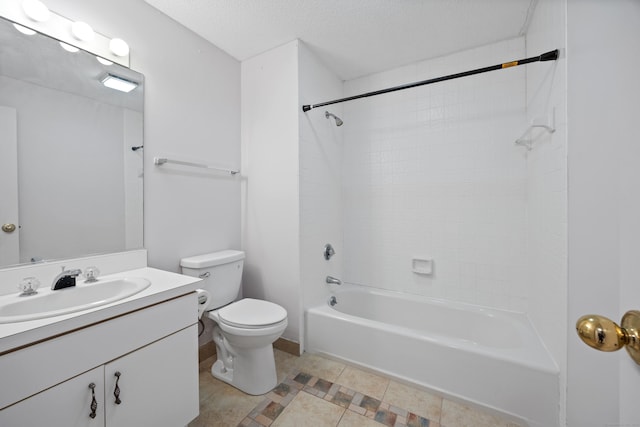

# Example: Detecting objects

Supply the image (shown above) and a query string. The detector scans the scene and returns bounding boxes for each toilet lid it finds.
[218,298,287,328]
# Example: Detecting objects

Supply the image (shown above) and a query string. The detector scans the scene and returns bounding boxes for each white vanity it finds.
[0,251,202,427]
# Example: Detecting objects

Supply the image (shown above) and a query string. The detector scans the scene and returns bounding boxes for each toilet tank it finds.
[180,250,245,310]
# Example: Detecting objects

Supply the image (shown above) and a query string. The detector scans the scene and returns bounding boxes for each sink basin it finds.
[0,277,151,323]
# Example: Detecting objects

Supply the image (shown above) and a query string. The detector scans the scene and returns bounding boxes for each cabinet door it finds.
[104,325,199,427]
[0,367,105,427]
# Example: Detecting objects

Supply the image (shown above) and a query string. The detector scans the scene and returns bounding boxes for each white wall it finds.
[44,0,242,273]
[298,42,344,348]
[566,1,640,425]
[241,41,301,343]
[341,38,529,311]
[524,0,567,424]
[0,75,127,262]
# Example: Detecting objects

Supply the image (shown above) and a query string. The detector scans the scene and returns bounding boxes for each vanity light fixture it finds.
[4,0,130,67]
[71,21,95,42]
[21,0,50,22]
[96,56,114,66]
[13,23,36,35]
[59,41,79,53]
[109,38,129,57]
[101,74,138,93]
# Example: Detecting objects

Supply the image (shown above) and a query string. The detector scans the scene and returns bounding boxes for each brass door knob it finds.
[576,310,640,364]
[1,223,16,233]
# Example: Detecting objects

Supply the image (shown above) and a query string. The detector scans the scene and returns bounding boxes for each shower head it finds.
[325,111,343,127]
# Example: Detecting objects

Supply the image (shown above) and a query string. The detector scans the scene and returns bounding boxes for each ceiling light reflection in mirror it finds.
[13,22,35,35]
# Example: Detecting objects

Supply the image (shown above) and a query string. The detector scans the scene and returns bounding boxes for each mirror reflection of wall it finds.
[0,16,144,268]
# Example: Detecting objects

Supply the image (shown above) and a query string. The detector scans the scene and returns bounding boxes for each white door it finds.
[567,0,640,425]
[0,105,19,265]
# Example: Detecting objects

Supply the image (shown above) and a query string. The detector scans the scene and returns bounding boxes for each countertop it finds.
[0,267,201,354]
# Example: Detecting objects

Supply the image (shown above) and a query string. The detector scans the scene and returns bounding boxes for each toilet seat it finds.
[217,298,287,329]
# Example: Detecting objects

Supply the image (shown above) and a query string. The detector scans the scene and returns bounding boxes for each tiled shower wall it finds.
[524,0,567,419]
[341,37,529,311]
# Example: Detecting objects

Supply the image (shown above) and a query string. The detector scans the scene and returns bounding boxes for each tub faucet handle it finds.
[324,243,336,260]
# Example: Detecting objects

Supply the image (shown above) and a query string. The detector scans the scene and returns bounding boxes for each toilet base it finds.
[211,359,234,383]
[210,344,278,395]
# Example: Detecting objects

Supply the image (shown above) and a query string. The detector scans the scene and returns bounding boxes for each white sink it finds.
[0,277,151,323]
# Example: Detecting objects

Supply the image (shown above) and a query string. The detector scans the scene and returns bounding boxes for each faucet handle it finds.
[83,266,100,283]
[18,277,40,296]
[324,243,336,260]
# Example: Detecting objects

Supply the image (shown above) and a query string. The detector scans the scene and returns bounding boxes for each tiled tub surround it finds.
[191,350,524,427]
[306,284,559,427]
[341,37,530,311]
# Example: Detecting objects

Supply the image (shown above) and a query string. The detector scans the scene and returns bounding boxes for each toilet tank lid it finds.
[180,250,245,268]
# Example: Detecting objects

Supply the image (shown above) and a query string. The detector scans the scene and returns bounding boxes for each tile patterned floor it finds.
[240,371,434,427]
[189,350,524,427]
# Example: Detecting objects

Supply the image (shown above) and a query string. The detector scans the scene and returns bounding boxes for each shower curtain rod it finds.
[301,49,559,112]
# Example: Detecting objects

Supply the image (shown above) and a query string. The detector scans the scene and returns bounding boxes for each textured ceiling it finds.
[144,0,536,81]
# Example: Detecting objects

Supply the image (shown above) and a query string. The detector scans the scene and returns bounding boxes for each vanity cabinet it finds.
[0,293,199,427]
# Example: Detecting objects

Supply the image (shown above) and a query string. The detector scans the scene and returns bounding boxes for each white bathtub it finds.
[305,284,559,427]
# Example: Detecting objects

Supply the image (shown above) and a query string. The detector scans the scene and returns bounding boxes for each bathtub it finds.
[305,284,559,427]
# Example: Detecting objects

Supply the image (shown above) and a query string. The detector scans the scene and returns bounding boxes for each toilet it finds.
[180,250,288,395]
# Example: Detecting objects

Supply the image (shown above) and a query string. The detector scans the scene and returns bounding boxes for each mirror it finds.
[0,16,144,268]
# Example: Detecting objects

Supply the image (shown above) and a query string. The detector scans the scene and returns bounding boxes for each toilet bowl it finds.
[180,250,288,395]
[208,298,287,394]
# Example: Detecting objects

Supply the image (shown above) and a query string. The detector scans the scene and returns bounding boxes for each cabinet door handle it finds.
[113,371,122,404]
[88,383,98,419]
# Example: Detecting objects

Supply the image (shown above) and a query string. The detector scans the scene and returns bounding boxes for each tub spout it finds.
[326,276,342,285]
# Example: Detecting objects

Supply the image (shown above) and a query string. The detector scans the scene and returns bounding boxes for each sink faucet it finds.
[52,268,82,290]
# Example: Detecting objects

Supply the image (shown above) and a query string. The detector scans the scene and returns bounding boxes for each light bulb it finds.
[22,0,50,22]
[96,56,114,66]
[109,38,129,57]
[59,42,79,53]
[71,21,95,42]
[13,23,36,35]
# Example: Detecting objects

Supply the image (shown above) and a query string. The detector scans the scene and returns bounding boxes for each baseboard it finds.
[198,337,300,363]
[273,337,300,356]
[198,341,216,363]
